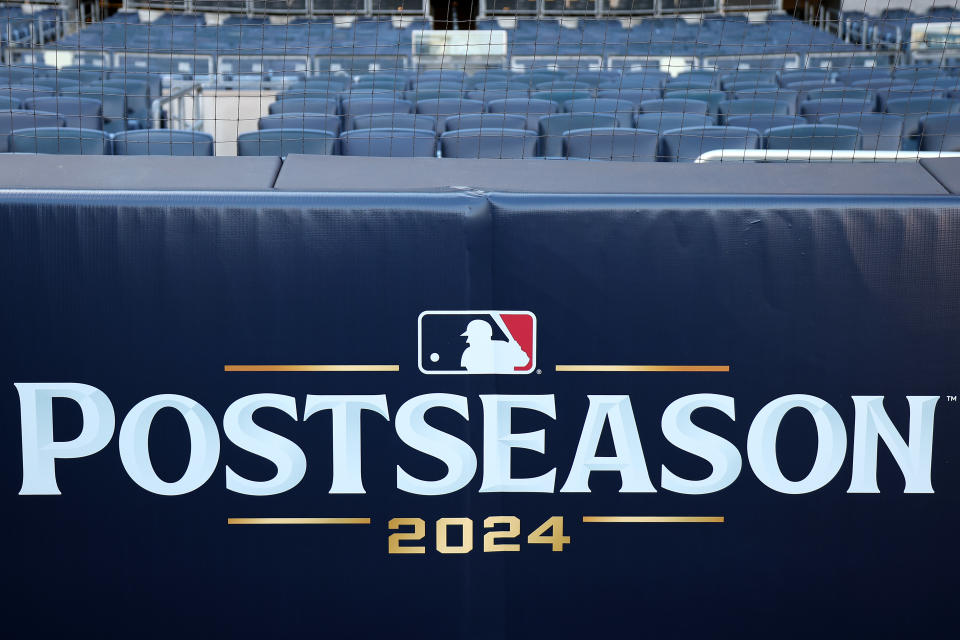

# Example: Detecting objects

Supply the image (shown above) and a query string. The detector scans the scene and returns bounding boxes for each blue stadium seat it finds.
[415,98,484,132]
[659,126,761,162]
[10,126,111,155]
[819,113,904,151]
[440,128,538,159]
[639,99,710,116]
[530,90,593,106]
[486,98,558,131]
[918,114,960,152]
[342,97,413,119]
[596,88,661,107]
[537,113,620,157]
[564,98,635,127]
[444,113,530,132]
[633,112,713,133]
[886,96,960,137]
[23,97,103,130]
[77,86,130,132]
[764,124,862,150]
[726,114,806,132]
[467,88,532,102]
[563,127,659,162]
[259,113,341,135]
[663,89,726,115]
[799,98,876,122]
[405,89,466,103]
[236,129,338,156]
[351,113,437,132]
[718,99,792,123]
[0,109,64,152]
[340,128,437,158]
[270,98,339,116]
[112,130,215,156]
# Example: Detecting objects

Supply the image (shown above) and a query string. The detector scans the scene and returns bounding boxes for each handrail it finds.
[150,81,204,131]
[695,150,960,163]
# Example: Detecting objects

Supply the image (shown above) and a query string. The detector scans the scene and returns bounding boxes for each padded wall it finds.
[1,190,958,636]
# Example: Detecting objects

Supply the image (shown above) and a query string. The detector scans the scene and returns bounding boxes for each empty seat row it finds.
[0,128,214,155]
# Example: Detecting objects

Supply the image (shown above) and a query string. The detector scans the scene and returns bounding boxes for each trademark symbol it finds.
[536,369,542,375]
[948,396,958,402]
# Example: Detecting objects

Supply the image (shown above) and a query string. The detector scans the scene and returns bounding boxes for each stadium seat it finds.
[259,113,341,135]
[639,99,710,116]
[0,109,65,152]
[340,128,437,157]
[537,113,620,157]
[718,99,792,123]
[917,114,960,152]
[112,130,215,156]
[23,97,103,130]
[444,113,530,132]
[564,98,635,127]
[727,114,806,132]
[798,88,876,108]
[269,98,339,116]
[874,86,940,112]
[663,89,726,115]
[659,126,761,162]
[342,97,413,119]
[764,124,862,151]
[799,98,877,122]
[563,127,659,162]
[467,88,531,102]
[351,113,437,132]
[415,98,484,132]
[77,86,130,132]
[405,89,465,103]
[819,113,904,151]
[486,98,558,131]
[633,112,713,133]
[236,129,338,156]
[732,89,800,114]
[439,128,538,159]
[0,84,56,106]
[886,97,960,137]
[596,89,661,107]
[9,126,111,155]
[530,90,592,106]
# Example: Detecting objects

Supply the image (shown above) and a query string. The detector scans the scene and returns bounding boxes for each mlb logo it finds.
[418,311,537,375]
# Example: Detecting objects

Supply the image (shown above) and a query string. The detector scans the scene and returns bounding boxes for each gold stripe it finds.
[224,365,399,372]
[227,517,372,525]
[556,365,730,373]
[583,516,724,523]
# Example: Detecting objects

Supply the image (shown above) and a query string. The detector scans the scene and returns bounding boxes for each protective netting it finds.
[0,1,958,160]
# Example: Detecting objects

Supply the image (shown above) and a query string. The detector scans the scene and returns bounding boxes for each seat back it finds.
[440,128,538,159]
[236,128,338,156]
[23,97,103,130]
[537,112,619,157]
[918,114,960,152]
[10,126,111,155]
[886,97,960,136]
[342,97,413,118]
[530,90,592,106]
[596,88,661,107]
[259,113,341,135]
[639,98,710,116]
[112,129,215,156]
[351,113,436,132]
[659,125,761,162]
[564,98,635,127]
[340,127,437,157]
[415,98,484,132]
[563,127,658,161]
[270,97,339,115]
[0,109,64,152]
[486,98,558,130]
[662,89,726,114]
[763,124,862,150]
[633,112,712,132]
[445,113,529,132]
[820,113,904,151]
[718,99,792,123]
[726,114,806,132]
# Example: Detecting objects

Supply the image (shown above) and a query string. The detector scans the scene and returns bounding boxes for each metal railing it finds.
[151,81,204,130]
[695,150,960,163]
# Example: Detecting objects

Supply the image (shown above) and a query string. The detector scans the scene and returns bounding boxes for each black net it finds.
[0,0,958,159]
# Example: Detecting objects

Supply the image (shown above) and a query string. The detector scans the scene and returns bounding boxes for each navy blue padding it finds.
[340,128,437,158]
[444,113,530,132]
[918,114,960,152]
[269,98,339,116]
[718,99,792,123]
[23,97,103,130]
[886,96,960,137]
[9,126,111,155]
[633,112,712,132]
[0,110,64,152]
[537,113,619,157]
[237,128,338,156]
[764,124,862,151]
[820,113,904,151]
[596,88,661,106]
[563,127,658,161]
[659,125,761,162]
[259,113,341,135]
[564,98,635,127]
[351,113,436,133]
[486,98,558,131]
[112,130,215,156]
[639,98,710,116]
[415,98,484,132]
[727,114,806,132]
[440,128,538,159]
[341,97,413,118]
[799,98,876,123]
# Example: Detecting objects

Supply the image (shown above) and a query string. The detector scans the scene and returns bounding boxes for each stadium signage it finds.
[14,310,939,498]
